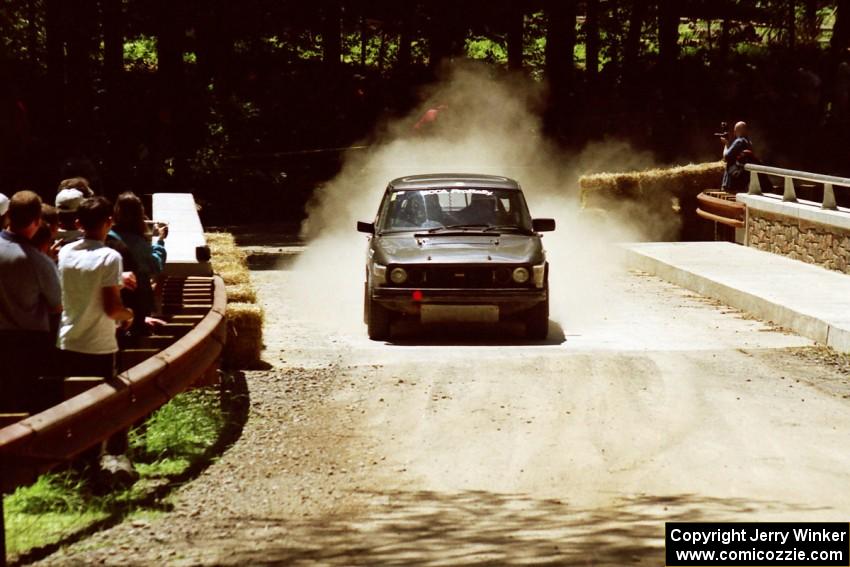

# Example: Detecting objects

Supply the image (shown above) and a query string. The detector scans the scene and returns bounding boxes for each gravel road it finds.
[38,244,850,566]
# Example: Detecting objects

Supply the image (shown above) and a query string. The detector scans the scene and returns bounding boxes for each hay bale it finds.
[580,161,724,207]
[224,302,264,369]
[204,232,237,248]
[213,262,251,286]
[204,232,252,287]
[225,283,257,304]
[203,232,264,368]
[579,161,725,241]
[205,232,240,256]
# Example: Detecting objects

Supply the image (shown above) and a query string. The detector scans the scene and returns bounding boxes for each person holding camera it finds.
[720,121,757,193]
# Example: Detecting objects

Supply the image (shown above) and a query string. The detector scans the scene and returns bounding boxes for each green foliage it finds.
[466,36,507,65]
[0,0,44,65]
[188,102,229,178]
[524,11,548,80]
[300,30,324,60]
[410,39,429,66]
[339,26,402,72]
[123,35,157,70]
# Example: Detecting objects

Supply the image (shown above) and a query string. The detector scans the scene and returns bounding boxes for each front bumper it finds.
[372,287,547,317]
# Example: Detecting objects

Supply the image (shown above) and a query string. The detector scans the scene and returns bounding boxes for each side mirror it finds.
[357,221,375,234]
[532,218,556,232]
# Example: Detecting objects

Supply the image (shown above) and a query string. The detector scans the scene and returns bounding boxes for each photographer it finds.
[720,121,757,193]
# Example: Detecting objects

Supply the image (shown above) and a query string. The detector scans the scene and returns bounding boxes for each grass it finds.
[3,386,233,560]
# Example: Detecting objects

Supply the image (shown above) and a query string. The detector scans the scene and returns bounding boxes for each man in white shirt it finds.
[58,196,133,379]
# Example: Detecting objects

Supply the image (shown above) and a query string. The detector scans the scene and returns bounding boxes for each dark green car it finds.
[357,173,555,341]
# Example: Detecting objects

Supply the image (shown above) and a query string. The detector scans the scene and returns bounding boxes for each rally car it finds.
[357,173,555,341]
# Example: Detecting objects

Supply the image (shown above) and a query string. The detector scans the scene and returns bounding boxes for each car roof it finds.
[387,173,521,191]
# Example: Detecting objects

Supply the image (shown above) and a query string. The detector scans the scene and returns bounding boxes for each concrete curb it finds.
[621,244,850,353]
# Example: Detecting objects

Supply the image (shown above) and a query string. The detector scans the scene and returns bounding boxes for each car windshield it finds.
[378,187,533,233]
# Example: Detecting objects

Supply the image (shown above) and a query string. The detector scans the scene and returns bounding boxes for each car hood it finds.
[373,233,544,265]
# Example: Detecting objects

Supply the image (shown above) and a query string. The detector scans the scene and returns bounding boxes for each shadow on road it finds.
[218,490,824,566]
[387,319,567,347]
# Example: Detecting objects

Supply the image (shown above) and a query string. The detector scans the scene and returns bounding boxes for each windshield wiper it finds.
[482,225,534,235]
[425,224,490,233]
[379,224,490,235]
[414,224,494,237]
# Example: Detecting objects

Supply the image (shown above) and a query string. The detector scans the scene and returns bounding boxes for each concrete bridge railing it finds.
[744,163,850,210]
[737,164,850,275]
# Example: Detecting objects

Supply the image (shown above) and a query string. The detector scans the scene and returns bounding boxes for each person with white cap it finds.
[0,193,9,229]
[57,177,93,198]
[55,188,85,244]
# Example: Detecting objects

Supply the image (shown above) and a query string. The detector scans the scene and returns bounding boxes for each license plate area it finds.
[420,305,499,323]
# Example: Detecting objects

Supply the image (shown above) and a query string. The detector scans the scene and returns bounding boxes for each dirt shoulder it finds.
[37,248,850,567]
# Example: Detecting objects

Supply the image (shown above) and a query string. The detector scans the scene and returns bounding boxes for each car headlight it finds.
[389,267,408,284]
[512,267,530,284]
[532,264,546,288]
[372,264,387,285]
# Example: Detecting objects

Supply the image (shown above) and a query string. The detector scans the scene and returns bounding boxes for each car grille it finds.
[388,264,530,289]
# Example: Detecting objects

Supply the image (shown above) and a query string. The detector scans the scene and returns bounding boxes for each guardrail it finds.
[0,275,226,565]
[0,276,225,492]
[696,191,746,229]
[745,163,850,210]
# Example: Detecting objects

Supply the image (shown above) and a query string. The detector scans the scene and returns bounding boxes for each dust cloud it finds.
[288,63,660,336]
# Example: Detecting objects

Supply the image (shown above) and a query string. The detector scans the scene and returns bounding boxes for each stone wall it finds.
[747,209,850,274]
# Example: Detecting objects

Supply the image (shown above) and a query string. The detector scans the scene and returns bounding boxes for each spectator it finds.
[41,203,59,240]
[40,204,61,259]
[30,221,53,255]
[413,103,448,133]
[55,188,84,244]
[109,192,167,338]
[0,191,62,412]
[59,197,136,464]
[29,219,64,341]
[57,196,133,381]
[721,121,756,193]
[58,176,93,197]
[0,192,9,229]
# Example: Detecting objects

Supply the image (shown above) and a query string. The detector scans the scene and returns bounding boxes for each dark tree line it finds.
[1,1,849,222]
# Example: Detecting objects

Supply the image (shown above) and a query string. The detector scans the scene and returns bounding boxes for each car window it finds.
[378,187,532,232]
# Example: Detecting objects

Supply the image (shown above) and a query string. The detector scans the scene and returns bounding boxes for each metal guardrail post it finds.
[783,177,797,202]
[823,183,838,210]
[748,171,763,195]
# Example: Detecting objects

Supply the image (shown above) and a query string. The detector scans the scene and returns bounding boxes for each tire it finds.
[524,296,549,340]
[366,293,392,341]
